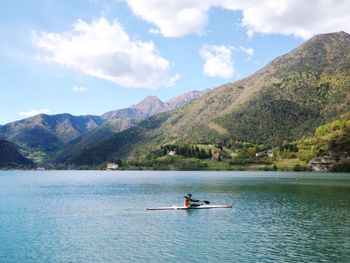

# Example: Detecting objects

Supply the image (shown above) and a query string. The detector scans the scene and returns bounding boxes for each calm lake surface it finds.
[0,171,350,263]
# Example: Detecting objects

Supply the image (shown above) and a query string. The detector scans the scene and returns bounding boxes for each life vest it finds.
[184,198,191,207]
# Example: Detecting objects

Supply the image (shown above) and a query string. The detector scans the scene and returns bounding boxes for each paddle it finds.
[184,196,210,205]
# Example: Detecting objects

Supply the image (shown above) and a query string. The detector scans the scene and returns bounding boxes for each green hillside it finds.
[0,139,35,168]
[296,119,350,162]
[65,32,350,167]
[275,118,350,172]
[1,90,206,165]
[54,118,137,163]
[0,113,103,163]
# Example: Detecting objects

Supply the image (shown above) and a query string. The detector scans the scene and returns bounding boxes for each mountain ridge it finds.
[65,31,350,166]
[1,90,208,163]
[54,90,208,163]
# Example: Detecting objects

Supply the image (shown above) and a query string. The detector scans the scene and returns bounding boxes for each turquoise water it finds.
[0,171,350,262]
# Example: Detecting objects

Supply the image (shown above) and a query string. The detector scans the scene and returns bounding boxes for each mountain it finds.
[215,31,350,144]
[0,113,102,143]
[0,113,103,163]
[54,118,138,163]
[54,91,208,163]
[0,89,207,164]
[102,96,167,120]
[166,90,209,110]
[0,139,34,168]
[102,90,208,119]
[66,31,350,166]
[101,108,147,120]
[131,96,168,116]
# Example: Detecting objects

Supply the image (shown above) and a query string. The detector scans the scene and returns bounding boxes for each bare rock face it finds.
[308,156,335,172]
[131,96,168,116]
[166,90,209,110]
[102,91,208,120]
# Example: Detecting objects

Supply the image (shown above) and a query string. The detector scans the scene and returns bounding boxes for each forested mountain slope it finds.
[0,90,206,164]
[0,139,34,168]
[66,32,350,166]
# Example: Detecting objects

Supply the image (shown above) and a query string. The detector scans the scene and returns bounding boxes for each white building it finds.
[106,163,119,170]
[267,150,274,158]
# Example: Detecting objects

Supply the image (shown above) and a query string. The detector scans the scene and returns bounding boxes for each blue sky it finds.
[1,0,349,124]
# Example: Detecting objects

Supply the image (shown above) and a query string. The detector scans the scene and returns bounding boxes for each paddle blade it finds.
[203,200,210,204]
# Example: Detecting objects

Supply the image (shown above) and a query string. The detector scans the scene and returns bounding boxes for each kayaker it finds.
[184,193,201,207]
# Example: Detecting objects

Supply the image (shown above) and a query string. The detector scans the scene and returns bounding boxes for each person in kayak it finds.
[184,193,201,208]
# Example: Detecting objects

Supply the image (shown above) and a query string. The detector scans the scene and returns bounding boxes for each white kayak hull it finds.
[146,204,232,211]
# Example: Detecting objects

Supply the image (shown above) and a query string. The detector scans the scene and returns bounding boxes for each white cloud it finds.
[33,17,178,89]
[238,46,254,60]
[125,0,210,37]
[19,109,50,117]
[199,45,234,79]
[167,73,181,87]
[125,0,350,39]
[148,28,161,35]
[238,0,350,39]
[72,85,87,92]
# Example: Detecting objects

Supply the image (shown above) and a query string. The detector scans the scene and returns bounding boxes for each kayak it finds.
[145,204,232,211]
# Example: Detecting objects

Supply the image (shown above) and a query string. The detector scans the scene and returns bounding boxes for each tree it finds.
[199,148,207,159]
[247,147,257,156]
[195,146,200,157]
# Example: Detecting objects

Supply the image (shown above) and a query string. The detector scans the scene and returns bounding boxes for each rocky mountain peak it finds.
[166,90,209,110]
[131,95,167,116]
[257,31,350,79]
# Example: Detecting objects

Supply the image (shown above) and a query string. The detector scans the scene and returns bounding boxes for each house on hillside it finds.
[255,151,266,157]
[212,151,221,160]
[267,150,274,158]
[168,150,176,156]
[106,163,119,170]
[256,150,274,158]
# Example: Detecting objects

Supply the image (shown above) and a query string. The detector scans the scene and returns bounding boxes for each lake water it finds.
[0,171,350,263]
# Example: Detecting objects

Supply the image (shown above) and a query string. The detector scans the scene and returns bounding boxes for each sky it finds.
[1,0,349,124]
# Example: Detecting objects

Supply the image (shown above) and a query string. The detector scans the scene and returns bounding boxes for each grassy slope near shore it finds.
[115,118,349,172]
